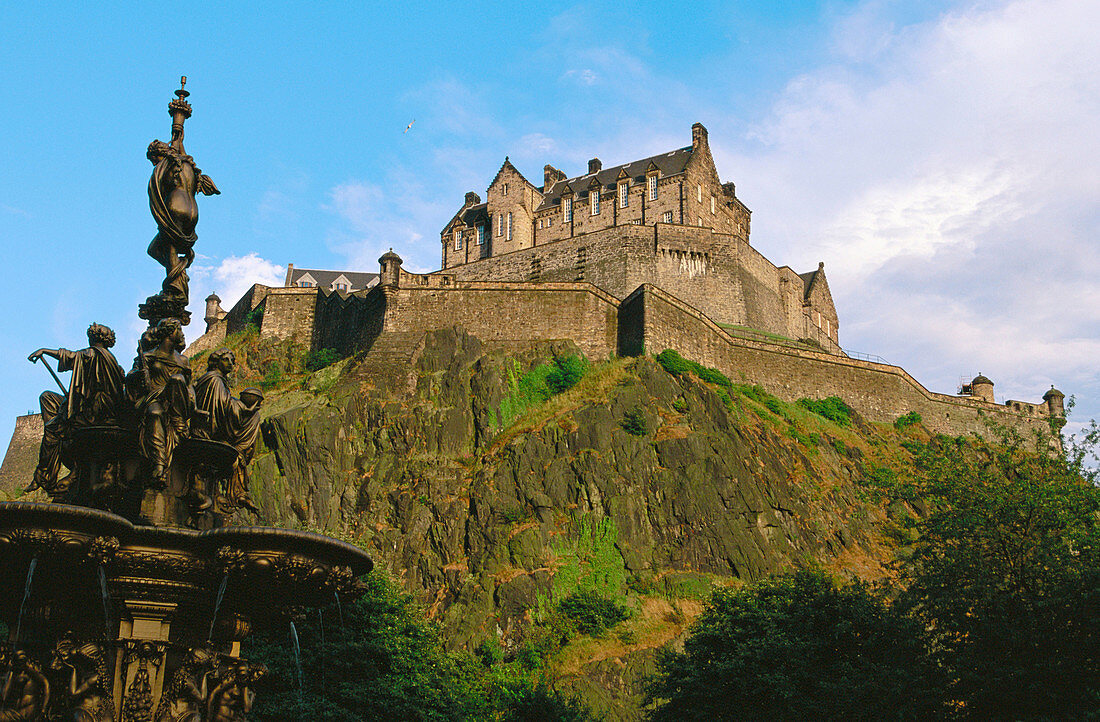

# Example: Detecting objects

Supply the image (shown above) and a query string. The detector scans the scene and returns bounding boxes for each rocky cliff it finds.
[235,327,913,719]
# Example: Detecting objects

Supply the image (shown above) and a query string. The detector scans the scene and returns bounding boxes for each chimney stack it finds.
[544,164,566,189]
[588,158,602,174]
[692,122,708,150]
[464,191,481,206]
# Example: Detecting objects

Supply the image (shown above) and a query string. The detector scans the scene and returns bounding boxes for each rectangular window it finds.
[564,198,573,222]
[454,231,463,250]
[335,283,348,291]
[591,189,600,215]
[648,175,657,200]
[503,183,509,196]
[507,212,513,240]
[697,184,702,202]
[711,195,716,214]
[661,211,673,223]
[497,214,503,237]
[619,182,628,208]
[477,225,485,245]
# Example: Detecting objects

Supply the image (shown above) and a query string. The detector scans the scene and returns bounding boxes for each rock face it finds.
[247,328,887,719]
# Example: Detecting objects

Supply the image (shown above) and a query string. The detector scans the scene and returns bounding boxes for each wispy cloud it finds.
[190,253,286,314]
[715,0,1100,415]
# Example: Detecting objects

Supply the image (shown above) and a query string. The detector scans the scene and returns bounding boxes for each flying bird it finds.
[404,119,416,134]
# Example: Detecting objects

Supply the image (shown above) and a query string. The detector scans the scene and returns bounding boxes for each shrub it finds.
[622,407,648,436]
[304,347,341,372]
[558,590,630,636]
[261,361,284,389]
[245,304,264,330]
[894,411,922,430]
[655,349,693,377]
[546,354,587,394]
[796,396,852,426]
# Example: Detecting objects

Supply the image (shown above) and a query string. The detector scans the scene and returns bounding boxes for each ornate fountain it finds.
[0,78,372,721]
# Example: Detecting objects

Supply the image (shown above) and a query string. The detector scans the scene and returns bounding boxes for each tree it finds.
[646,571,945,721]
[899,423,1100,719]
[250,572,593,721]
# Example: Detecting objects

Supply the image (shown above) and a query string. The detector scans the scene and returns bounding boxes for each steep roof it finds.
[488,158,539,194]
[444,202,491,232]
[797,263,828,301]
[536,146,694,212]
[286,267,379,291]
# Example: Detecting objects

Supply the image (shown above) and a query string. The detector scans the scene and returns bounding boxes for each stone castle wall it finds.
[621,284,1052,436]
[0,413,43,497]
[438,223,840,353]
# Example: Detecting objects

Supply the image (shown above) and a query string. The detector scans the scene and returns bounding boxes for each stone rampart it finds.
[622,285,1054,437]
[437,223,840,353]
[0,413,42,497]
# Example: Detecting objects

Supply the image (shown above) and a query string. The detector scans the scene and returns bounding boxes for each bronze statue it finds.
[193,349,263,514]
[0,649,50,722]
[52,641,113,722]
[206,660,264,722]
[27,323,125,495]
[146,77,219,306]
[130,318,195,487]
[154,646,215,722]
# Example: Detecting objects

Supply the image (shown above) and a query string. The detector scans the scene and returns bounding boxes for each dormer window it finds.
[619,182,628,208]
[335,282,348,291]
[454,230,463,250]
[564,197,573,222]
[298,281,313,288]
[591,189,600,215]
[648,174,658,200]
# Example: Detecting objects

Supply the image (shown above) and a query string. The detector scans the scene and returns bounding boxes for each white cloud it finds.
[562,68,599,86]
[190,253,286,312]
[711,0,1100,420]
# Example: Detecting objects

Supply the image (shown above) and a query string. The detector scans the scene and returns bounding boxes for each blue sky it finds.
[1,0,1096,448]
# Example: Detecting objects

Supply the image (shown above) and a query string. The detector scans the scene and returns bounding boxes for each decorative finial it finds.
[176,76,190,101]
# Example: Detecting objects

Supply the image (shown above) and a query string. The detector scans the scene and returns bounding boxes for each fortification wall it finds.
[185,284,272,356]
[0,413,42,497]
[437,223,839,353]
[382,278,620,361]
[622,285,1052,437]
[260,287,320,349]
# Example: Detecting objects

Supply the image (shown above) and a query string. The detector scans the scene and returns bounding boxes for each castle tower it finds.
[204,292,224,332]
[380,249,403,286]
[1043,385,1066,418]
[971,373,995,403]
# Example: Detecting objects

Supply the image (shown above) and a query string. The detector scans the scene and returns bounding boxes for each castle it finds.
[438,123,840,354]
[4,124,1063,488]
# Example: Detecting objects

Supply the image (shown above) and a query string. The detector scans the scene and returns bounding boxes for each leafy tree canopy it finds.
[646,571,945,721]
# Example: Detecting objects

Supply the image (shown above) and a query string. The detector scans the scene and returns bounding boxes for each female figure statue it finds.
[130,318,195,487]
